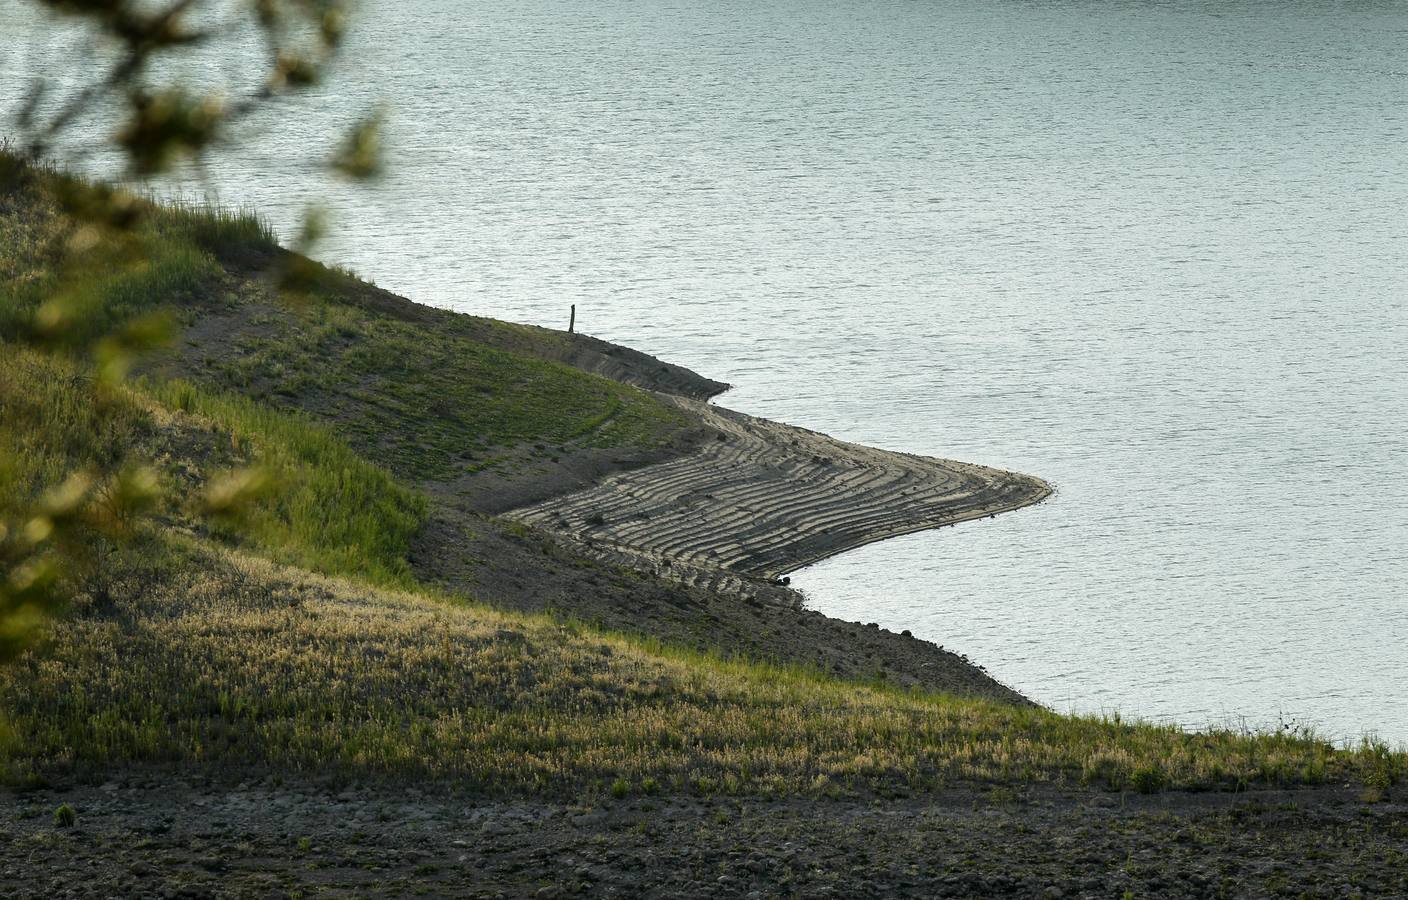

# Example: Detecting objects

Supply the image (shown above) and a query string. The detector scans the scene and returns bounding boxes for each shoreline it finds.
[508,392,1052,595]
[774,476,1051,580]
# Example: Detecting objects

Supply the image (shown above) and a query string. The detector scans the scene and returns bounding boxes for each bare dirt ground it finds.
[4,777,1403,898]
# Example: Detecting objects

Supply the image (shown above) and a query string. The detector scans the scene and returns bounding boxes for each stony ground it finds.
[3,776,1404,898]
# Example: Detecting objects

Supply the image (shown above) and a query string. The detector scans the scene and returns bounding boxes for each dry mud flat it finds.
[2,780,1404,898]
[510,398,1051,596]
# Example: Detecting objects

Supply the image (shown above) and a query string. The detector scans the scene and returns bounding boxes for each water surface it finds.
[7,0,1406,741]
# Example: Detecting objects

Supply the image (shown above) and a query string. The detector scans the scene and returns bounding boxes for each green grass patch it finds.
[189,293,691,482]
[147,196,277,259]
[1,347,423,588]
[144,376,425,586]
[0,347,154,492]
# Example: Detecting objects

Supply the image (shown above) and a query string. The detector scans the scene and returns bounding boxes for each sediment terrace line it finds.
[508,398,1051,592]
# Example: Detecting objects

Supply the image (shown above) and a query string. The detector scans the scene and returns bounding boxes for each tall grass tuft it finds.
[143,378,426,586]
[149,196,278,259]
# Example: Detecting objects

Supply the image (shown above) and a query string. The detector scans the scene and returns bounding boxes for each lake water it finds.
[7,0,1407,743]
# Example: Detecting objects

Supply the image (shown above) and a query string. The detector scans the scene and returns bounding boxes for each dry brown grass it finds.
[2,538,1400,798]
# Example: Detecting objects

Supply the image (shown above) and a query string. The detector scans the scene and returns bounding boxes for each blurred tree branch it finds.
[2,0,383,660]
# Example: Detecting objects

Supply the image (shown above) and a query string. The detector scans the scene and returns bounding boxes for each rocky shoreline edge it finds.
[509,391,1051,598]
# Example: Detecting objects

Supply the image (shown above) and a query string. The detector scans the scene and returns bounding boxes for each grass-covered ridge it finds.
[184,284,693,482]
[1,150,693,488]
[3,539,1401,798]
[0,155,270,351]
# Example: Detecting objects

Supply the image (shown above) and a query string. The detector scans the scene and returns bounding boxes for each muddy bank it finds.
[509,396,1051,595]
[410,348,1048,702]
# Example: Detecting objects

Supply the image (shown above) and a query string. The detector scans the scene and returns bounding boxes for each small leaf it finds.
[201,467,273,520]
[116,88,225,175]
[40,472,96,521]
[20,516,54,548]
[272,51,320,90]
[331,111,383,180]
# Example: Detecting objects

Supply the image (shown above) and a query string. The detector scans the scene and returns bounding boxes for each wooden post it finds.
[568,304,576,334]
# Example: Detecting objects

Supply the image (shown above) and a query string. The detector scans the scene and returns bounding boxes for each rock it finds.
[569,811,607,827]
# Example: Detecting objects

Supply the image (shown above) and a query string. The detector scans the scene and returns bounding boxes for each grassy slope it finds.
[2,155,694,487]
[1,346,424,588]
[1,156,1403,800]
[5,539,1400,798]
[148,244,695,490]
[169,277,694,483]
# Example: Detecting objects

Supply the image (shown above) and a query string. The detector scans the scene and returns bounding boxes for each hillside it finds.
[3,154,1034,698]
[2,155,1405,897]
